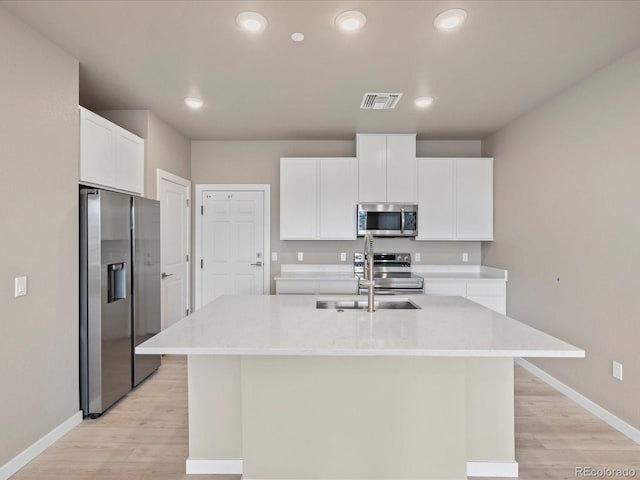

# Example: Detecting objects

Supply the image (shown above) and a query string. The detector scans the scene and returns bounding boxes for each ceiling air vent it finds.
[360,93,403,110]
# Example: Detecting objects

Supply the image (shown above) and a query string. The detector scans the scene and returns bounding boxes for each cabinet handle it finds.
[250,262,263,267]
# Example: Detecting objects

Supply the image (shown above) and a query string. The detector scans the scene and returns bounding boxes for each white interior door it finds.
[158,171,190,330]
[201,190,264,307]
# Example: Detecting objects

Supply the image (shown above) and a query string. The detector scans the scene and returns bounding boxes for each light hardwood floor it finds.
[10,356,640,480]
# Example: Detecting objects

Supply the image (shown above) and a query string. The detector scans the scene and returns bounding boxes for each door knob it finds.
[161,272,174,279]
[250,261,263,267]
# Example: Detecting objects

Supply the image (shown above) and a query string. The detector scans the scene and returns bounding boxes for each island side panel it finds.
[465,357,517,472]
[187,355,242,473]
[241,356,468,480]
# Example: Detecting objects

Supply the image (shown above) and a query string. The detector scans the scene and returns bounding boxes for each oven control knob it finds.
[403,255,410,262]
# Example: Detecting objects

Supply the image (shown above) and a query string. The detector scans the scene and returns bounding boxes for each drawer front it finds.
[276,280,318,295]
[466,281,506,297]
[423,281,466,296]
[318,280,358,295]
[467,295,506,315]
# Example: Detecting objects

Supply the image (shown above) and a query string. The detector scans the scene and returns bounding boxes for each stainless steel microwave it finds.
[357,203,418,237]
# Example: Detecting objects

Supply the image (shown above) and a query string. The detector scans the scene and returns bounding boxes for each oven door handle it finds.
[401,208,405,234]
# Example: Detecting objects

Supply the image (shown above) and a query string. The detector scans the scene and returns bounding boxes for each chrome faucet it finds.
[360,233,375,312]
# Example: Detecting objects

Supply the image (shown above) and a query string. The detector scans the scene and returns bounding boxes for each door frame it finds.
[156,168,191,324]
[194,184,271,310]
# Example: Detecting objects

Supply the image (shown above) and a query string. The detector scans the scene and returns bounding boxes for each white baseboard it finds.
[0,411,82,480]
[186,458,243,474]
[185,458,517,477]
[516,358,640,445]
[467,461,519,477]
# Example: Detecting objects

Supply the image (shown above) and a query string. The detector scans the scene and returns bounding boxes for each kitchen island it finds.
[137,294,584,479]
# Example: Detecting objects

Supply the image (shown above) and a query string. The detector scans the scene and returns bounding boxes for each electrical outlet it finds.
[613,361,623,381]
[14,276,27,297]
[462,252,469,263]
[340,252,346,262]
[297,252,304,262]
[415,253,421,262]
[271,252,278,262]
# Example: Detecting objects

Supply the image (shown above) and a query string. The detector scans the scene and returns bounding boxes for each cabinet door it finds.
[357,135,387,202]
[280,158,318,239]
[319,158,357,239]
[456,158,493,240]
[417,158,455,240]
[423,281,467,296]
[386,134,417,203]
[115,128,144,195]
[80,107,116,187]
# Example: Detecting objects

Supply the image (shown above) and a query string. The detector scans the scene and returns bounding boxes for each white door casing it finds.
[195,185,270,310]
[157,169,191,330]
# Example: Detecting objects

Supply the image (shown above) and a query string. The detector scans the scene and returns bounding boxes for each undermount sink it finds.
[316,298,421,310]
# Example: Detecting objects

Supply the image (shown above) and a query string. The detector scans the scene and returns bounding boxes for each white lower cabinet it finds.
[423,279,506,314]
[80,106,144,195]
[417,158,493,241]
[280,157,357,240]
[423,281,466,296]
[275,279,358,295]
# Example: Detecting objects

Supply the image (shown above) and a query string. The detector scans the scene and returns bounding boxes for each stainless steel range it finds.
[354,252,424,295]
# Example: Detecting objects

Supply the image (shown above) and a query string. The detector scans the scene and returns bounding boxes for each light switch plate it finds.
[340,252,346,262]
[271,252,278,262]
[15,276,27,297]
[613,361,623,381]
[415,253,421,262]
[462,253,469,263]
[297,252,304,262]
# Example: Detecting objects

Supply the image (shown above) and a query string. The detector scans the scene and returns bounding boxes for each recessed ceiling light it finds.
[291,32,305,42]
[335,11,367,32]
[414,97,434,108]
[184,97,203,109]
[433,9,467,32]
[236,11,268,32]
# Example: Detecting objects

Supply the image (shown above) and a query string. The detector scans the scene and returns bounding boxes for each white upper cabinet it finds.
[357,134,416,203]
[456,158,493,240]
[319,157,358,239]
[357,135,387,202]
[386,135,417,202]
[80,107,144,196]
[417,157,493,241]
[280,158,318,240]
[417,158,455,240]
[280,157,357,240]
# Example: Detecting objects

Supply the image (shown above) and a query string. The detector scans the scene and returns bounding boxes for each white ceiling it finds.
[4,0,640,140]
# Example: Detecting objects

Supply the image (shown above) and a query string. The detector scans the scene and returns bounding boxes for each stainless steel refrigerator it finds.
[80,188,161,417]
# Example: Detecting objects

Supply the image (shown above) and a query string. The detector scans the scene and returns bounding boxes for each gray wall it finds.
[100,110,191,199]
[146,112,191,199]
[191,140,482,293]
[482,47,640,428]
[0,7,80,466]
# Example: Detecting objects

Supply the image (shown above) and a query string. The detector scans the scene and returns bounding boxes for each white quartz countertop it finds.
[412,265,508,281]
[137,294,583,358]
[273,264,507,281]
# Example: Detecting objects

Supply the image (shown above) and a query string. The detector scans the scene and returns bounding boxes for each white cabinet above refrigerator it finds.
[80,106,144,196]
